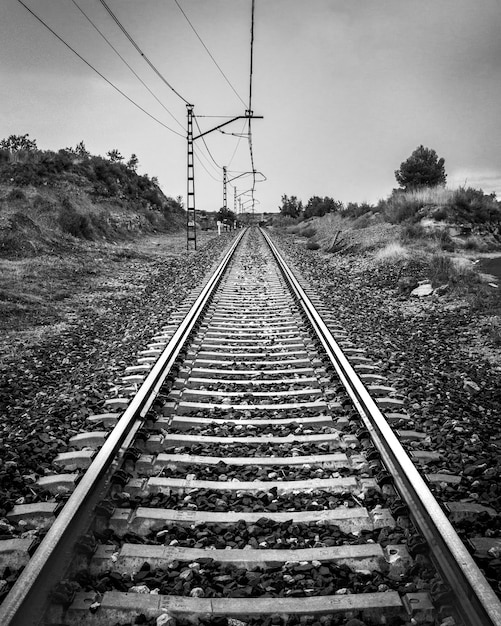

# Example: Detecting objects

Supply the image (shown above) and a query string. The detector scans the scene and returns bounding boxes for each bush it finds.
[58,198,94,239]
[343,202,374,219]
[6,188,26,201]
[434,229,455,251]
[400,223,426,241]
[352,214,371,229]
[379,193,423,223]
[301,227,316,238]
[306,241,321,250]
[427,253,479,287]
[374,242,409,263]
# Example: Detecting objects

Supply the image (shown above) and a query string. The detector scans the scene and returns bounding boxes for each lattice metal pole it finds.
[186,104,196,250]
[234,186,237,214]
[222,166,227,210]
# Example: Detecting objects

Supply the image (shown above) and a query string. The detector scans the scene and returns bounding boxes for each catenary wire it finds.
[247,0,257,206]
[16,0,185,137]
[173,0,247,108]
[98,0,191,105]
[227,119,248,168]
[71,0,184,131]
[194,116,223,170]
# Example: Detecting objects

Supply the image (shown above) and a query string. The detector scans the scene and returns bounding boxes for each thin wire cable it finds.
[247,0,257,206]
[16,0,184,137]
[98,0,191,105]
[193,144,221,177]
[227,119,248,168]
[193,149,223,182]
[173,0,247,108]
[194,116,223,170]
[71,0,184,131]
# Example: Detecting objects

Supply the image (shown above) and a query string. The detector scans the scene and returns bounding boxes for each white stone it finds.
[410,283,433,297]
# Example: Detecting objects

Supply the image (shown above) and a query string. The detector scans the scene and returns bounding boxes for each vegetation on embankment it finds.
[0,134,185,258]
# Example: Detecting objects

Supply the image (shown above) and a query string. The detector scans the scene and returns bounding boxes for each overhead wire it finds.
[247,0,257,208]
[16,0,185,137]
[227,119,248,168]
[173,0,247,108]
[98,0,191,105]
[71,0,184,131]
[194,115,223,170]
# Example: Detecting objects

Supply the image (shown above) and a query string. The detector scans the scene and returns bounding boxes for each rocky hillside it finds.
[0,136,185,257]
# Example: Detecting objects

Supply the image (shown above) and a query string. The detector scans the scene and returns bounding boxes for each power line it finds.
[16,0,185,137]
[98,0,191,105]
[173,0,247,108]
[247,0,257,205]
[193,148,223,182]
[227,120,248,168]
[194,116,222,170]
[71,0,184,131]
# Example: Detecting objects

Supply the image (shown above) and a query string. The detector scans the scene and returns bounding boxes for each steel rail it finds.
[0,229,246,626]
[261,227,501,626]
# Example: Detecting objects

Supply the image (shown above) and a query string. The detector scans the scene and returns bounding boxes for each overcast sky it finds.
[1,0,501,214]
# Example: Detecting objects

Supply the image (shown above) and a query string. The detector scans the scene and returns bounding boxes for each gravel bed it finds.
[128,517,405,550]
[113,616,411,626]
[167,424,341,438]
[76,559,416,598]
[0,234,235,519]
[270,229,501,585]
[160,441,345,457]
[113,488,387,512]
[178,408,342,421]
[184,394,326,406]
[155,463,364,482]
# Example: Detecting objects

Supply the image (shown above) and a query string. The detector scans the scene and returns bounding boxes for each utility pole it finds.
[222,166,227,211]
[186,111,263,250]
[234,186,237,214]
[186,104,196,250]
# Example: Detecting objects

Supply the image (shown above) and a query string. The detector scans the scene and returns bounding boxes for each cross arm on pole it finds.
[193,114,263,141]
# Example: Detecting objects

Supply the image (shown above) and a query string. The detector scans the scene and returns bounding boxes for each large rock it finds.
[410,283,433,297]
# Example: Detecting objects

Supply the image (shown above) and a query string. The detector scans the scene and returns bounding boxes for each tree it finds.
[126,153,139,172]
[216,207,236,223]
[0,133,38,152]
[304,195,342,219]
[279,194,302,218]
[75,141,90,158]
[107,149,124,163]
[395,145,446,190]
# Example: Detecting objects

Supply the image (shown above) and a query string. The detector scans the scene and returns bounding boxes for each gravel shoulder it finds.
[269,229,501,566]
[0,230,236,517]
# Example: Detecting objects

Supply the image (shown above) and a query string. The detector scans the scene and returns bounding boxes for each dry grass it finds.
[398,187,455,205]
[374,242,409,263]
[0,231,222,334]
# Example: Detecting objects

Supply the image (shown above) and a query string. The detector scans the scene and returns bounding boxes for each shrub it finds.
[374,242,409,263]
[343,202,374,219]
[484,318,501,346]
[427,253,479,287]
[32,195,54,212]
[301,227,316,238]
[7,188,26,201]
[400,223,426,241]
[352,214,371,229]
[434,229,455,251]
[379,193,422,223]
[306,241,321,250]
[58,198,94,239]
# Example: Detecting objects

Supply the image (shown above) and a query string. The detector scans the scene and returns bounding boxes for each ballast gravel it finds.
[0,234,235,521]
[270,229,501,590]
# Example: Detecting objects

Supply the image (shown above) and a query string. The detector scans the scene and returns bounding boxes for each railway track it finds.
[1,226,500,626]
